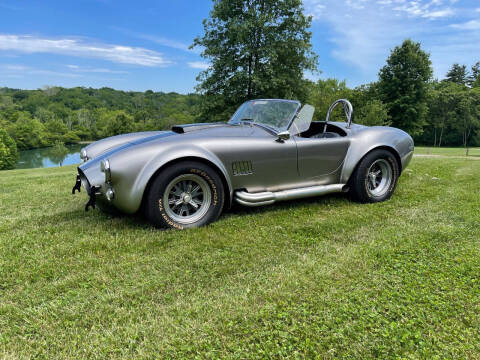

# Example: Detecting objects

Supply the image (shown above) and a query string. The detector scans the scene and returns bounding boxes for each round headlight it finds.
[80,148,88,161]
[100,159,111,182]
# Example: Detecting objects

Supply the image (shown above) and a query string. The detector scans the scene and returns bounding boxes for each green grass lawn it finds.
[415,146,480,157]
[1,152,479,359]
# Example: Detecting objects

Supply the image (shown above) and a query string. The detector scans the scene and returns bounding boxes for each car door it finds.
[208,125,299,193]
[288,104,350,183]
[294,136,350,182]
[225,127,299,193]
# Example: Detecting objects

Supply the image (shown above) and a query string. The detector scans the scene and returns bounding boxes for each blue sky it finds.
[0,0,479,93]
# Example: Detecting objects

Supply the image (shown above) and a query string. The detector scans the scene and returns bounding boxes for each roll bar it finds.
[324,99,354,133]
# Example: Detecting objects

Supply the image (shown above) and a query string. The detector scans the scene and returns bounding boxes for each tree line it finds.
[1,0,480,170]
[0,88,202,169]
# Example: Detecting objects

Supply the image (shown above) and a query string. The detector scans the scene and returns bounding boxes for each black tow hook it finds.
[85,186,101,212]
[72,175,81,194]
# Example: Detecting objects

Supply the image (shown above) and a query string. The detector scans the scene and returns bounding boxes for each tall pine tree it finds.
[192,0,318,121]
[444,63,469,86]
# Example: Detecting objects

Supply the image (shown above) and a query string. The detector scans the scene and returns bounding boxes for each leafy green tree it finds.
[378,39,433,136]
[355,100,390,126]
[8,113,48,150]
[444,63,469,86]
[423,82,461,147]
[45,118,69,142]
[470,62,480,88]
[308,79,350,121]
[454,88,480,154]
[0,128,18,170]
[35,107,57,123]
[0,95,14,110]
[99,110,136,137]
[192,0,318,121]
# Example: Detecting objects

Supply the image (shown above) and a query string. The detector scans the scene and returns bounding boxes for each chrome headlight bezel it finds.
[80,148,88,162]
[100,159,112,182]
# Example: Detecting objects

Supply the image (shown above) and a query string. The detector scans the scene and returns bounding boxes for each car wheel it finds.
[145,161,225,229]
[349,149,399,203]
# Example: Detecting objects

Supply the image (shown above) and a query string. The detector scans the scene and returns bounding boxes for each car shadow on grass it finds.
[224,192,350,217]
[29,193,351,233]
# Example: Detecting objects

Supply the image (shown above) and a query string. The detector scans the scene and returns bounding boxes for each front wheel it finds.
[145,161,225,229]
[349,149,399,203]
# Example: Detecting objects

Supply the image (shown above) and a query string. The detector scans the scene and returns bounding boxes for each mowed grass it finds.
[415,146,480,157]
[1,151,480,359]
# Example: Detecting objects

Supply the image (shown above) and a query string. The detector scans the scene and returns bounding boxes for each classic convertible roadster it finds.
[72,99,414,229]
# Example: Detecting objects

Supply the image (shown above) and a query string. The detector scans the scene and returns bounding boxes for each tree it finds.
[424,82,461,147]
[378,39,433,136]
[469,62,480,88]
[99,110,136,137]
[8,113,48,150]
[192,0,318,121]
[307,79,351,121]
[444,63,469,86]
[453,88,480,154]
[355,100,390,126]
[0,128,18,170]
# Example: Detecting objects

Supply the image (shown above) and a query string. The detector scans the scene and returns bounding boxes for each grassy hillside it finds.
[1,153,479,358]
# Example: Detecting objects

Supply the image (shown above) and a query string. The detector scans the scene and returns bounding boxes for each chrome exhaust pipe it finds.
[234,184,347,207]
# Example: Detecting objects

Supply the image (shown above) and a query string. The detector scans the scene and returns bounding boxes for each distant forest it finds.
[0,87,202,150]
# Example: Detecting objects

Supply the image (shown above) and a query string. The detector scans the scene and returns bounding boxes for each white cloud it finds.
[302,0,477,82]
[392,1,455,19]
[188,61,210,70]
[0,64,82,78]
[451,20,480,30]
[65,64,128,74]
[132,34,191,52]
[111,27,200,53]
[0,34,171,67]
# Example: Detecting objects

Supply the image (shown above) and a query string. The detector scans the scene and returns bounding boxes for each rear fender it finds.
[340,127,413,183]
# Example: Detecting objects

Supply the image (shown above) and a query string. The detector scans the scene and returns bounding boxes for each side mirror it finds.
[276,131,290,142]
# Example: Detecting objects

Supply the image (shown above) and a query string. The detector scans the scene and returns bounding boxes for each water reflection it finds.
[16,144,83,169]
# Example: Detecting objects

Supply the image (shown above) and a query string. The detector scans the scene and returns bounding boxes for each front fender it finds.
[114,144,233,214]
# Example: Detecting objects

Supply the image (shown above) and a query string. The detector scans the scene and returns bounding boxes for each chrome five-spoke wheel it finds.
[163,174,212,225]
[349,149,399,203]
[366,158,393,197]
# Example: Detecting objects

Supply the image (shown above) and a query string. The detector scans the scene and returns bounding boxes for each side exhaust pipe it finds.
[234,184,347,207]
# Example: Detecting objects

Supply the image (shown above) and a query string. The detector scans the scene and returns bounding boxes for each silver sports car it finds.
[72,99,414,229]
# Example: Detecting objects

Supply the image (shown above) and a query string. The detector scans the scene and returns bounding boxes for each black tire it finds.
[349,149,399,203]
[145,161,225,229]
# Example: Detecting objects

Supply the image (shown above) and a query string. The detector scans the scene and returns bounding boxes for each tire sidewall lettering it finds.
[158,198,184,230]
[190,168,218,206]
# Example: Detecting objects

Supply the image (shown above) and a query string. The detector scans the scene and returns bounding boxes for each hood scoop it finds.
[171,122,227,134]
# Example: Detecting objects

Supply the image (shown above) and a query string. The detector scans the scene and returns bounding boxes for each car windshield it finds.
[228,100,300,132]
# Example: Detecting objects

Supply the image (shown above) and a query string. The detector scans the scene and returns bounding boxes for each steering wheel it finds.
[323,99,354,134]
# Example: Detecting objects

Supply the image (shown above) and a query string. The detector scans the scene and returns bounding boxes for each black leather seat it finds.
[311,132,341,139]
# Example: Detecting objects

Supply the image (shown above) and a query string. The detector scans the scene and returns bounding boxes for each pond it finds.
[16,144,83,169]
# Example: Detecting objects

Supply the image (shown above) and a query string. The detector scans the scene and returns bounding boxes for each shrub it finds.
[0,127,18,170]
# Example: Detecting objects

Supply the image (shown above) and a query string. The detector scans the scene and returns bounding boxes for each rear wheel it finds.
[349,149,399,203]
[145,161,225,229]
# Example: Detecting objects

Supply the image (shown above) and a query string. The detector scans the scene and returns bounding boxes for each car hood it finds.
[82,123,254,161]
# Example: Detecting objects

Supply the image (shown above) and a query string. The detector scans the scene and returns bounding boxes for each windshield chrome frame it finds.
[229,99,302,134]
